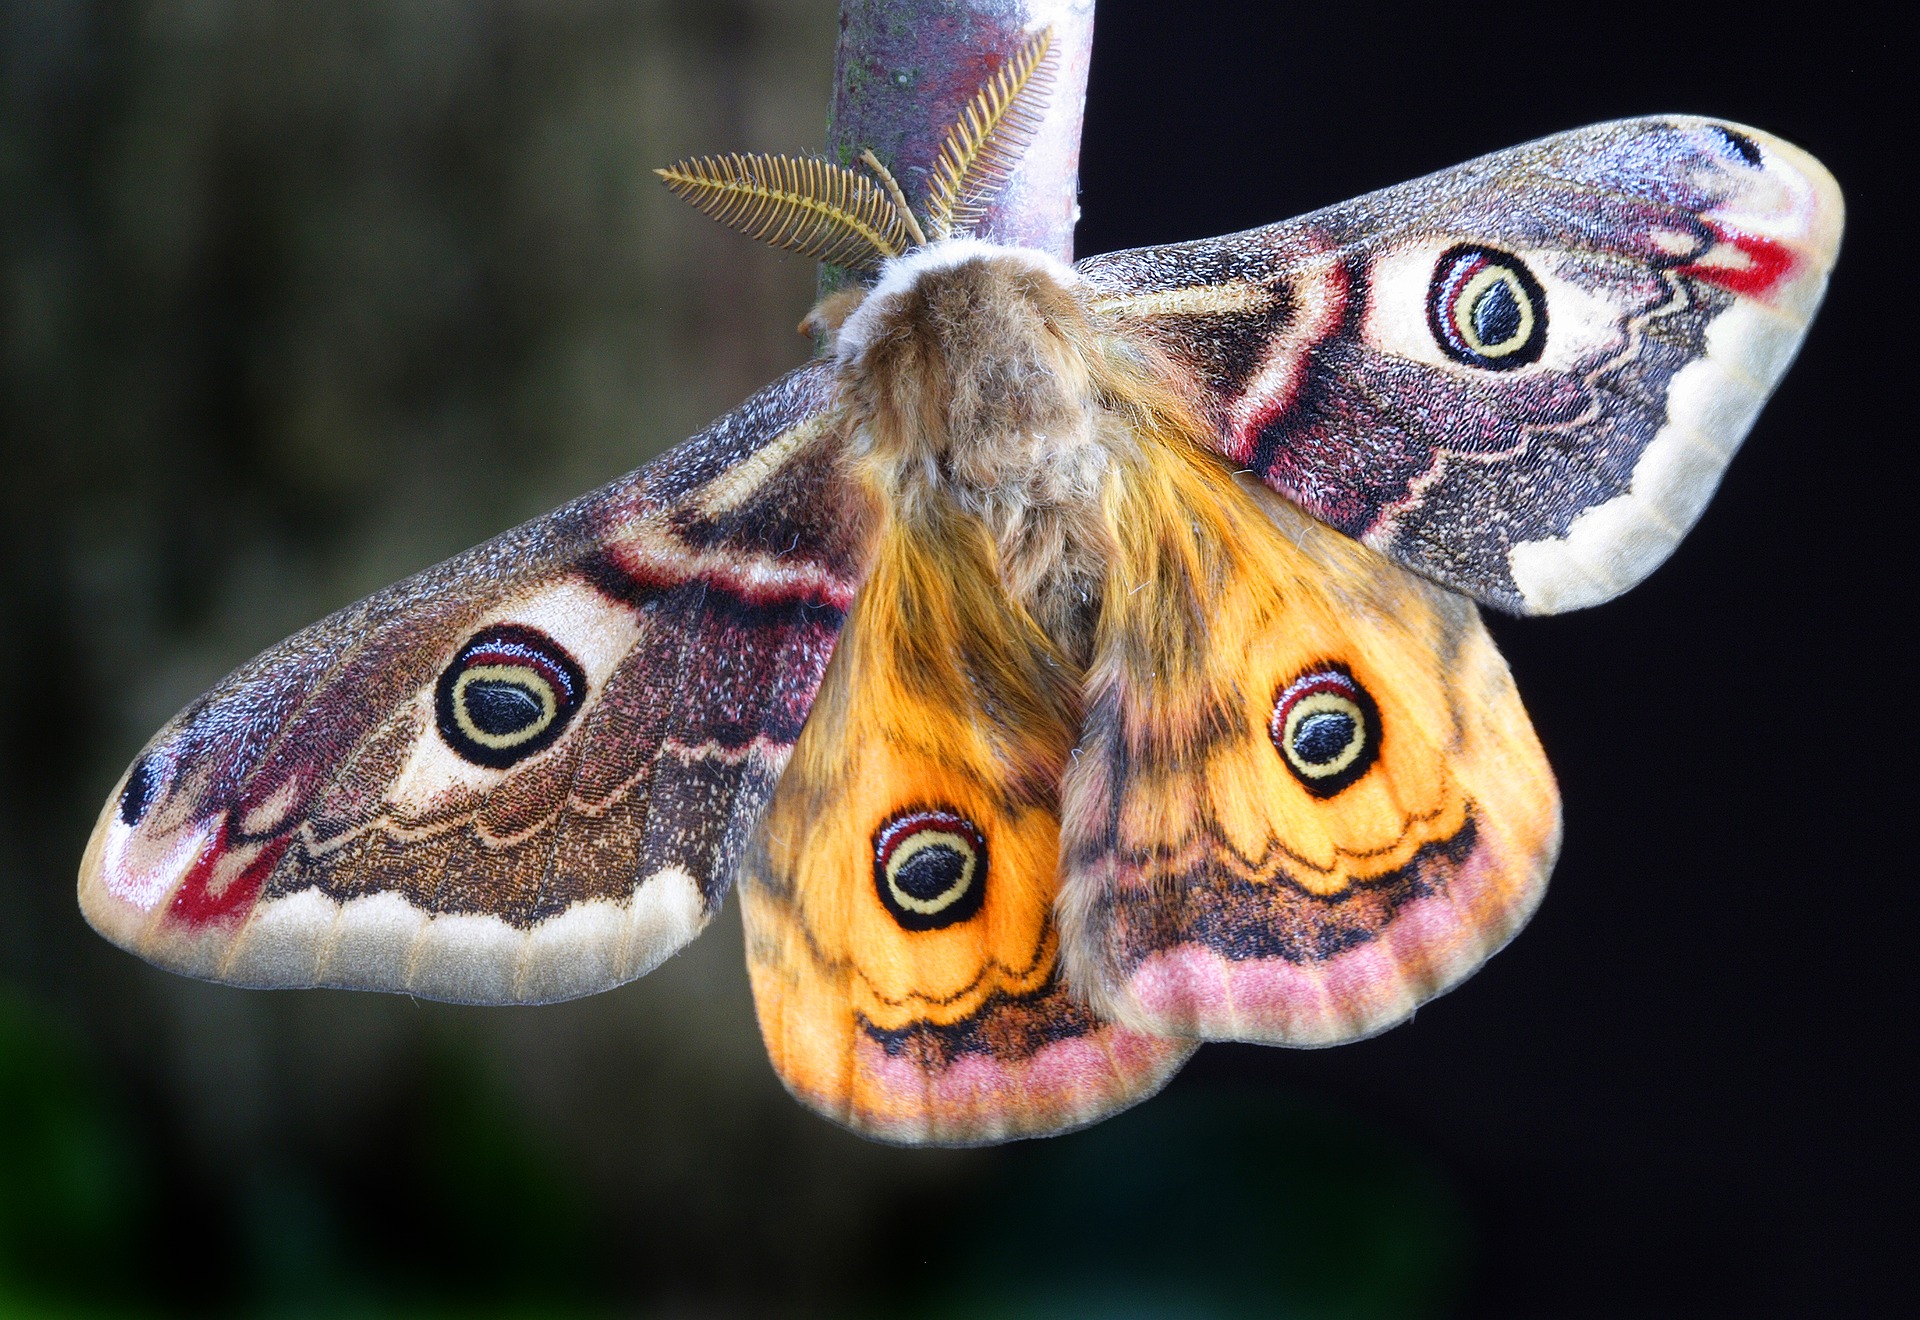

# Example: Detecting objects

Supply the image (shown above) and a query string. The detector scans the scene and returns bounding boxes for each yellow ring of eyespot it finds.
[1281,691,1368,779]
[884,829,979,915]
[1450,264,1536,358]
[449,663,560,750]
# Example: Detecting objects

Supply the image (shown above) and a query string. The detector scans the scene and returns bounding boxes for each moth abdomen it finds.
[833,238,1125,664]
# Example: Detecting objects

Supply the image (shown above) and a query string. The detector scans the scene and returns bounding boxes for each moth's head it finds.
[828,237,1085,367]
[797,287,868,347]
[827,239,1103,478]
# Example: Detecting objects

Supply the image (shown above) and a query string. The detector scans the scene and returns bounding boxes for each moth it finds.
[80,30,1841,1145]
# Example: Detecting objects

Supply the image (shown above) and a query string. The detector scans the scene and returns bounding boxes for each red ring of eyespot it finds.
[454,632,578,703]
[1269,665,1381,798]
[434,624,586,768]
[1434,253,1494,336]
[871,807,988,932]
[1426,244,1546,370]
[1271,669,1362,728]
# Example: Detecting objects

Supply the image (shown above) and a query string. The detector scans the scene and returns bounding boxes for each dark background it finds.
[1,3,1902,1316]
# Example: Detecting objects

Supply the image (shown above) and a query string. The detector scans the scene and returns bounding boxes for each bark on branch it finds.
[823,0,1095,281]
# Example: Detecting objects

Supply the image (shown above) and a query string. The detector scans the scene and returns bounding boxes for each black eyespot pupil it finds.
[463,680,544,736]
[435,624,586,769]
[894,845,966,902]
[119,755,159,827]
[1471,279,1522,346]
[1292,711,1357,765]
[1427,246,1547,371]
[872,809,989,931]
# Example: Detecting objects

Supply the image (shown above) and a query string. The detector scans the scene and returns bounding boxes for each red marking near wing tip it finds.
[1682,225,1796,297]
[167,819,289,928]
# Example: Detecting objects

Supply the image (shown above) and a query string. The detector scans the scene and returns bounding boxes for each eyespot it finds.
[1270,665,1381,798]
[872,808,987,932]
[119,754,160,827]
[1707,124,1764,168]
[1426,245,1547,370]
[434,624,586,768]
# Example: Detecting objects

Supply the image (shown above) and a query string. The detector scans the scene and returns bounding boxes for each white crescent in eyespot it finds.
[383,577,644,813]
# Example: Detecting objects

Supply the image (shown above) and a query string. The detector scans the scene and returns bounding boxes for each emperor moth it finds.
[80,27,1842,1145]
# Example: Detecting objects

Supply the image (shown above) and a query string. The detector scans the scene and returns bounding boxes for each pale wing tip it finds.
[1592,115,1843,278]
[77,770,151,953]
[1508,119,1841,616]
[77,761,200,962]
[79,757,710,1005]
[1655,115,1844,301]
[1715,118,1846,267]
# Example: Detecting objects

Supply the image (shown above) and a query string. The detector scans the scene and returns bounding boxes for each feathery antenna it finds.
[656,26,1055,266]
[654,153,914,272]
[921,27,1056,241]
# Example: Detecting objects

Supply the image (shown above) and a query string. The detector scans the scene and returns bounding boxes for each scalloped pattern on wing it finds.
[1080,116,1842,613]
[740,500,1192,1146]
[80,362,875,1004]
[1057,439,1560,1045]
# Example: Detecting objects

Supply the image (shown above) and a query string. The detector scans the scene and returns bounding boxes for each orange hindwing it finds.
[740,486,1191,1146]
[1059,435,1562,1044]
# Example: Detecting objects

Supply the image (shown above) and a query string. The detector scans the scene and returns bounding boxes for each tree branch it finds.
[823,0,1095,284]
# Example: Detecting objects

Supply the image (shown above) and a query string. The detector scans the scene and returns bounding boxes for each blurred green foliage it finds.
[0,3,1470,1314]
[0,990,145,1312]
[1,979,1465,1317]
[890,1089,1467,1320]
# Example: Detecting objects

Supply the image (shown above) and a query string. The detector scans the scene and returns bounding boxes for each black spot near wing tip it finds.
[118,754,159,827]
[1708,124,1764,168]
